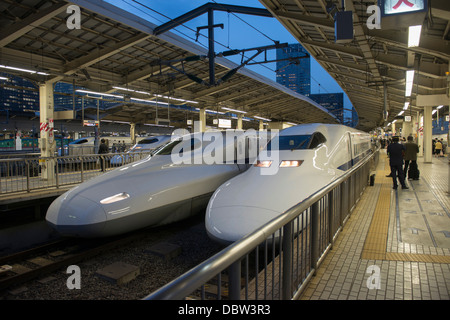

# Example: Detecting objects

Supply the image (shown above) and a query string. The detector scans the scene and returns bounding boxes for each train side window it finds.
[308,132,326,149]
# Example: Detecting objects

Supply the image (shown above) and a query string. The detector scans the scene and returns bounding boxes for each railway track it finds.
[0,213,225,298]
[0,233,146,292]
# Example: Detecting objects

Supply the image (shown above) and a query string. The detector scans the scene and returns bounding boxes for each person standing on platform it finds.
[387,136,408,190]
[440,138,446,155]
[98,138,108,172]
[404,136,419,180]
[435,139,443,157]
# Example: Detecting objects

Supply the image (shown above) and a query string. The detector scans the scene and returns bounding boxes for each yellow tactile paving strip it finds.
[361,159,450,264]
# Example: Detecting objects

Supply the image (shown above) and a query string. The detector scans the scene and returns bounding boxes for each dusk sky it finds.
[106,0,352,110]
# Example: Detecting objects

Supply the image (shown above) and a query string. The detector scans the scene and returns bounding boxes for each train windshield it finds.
[266,135,312,151]
[138,138,159,144]
[70,138,90,145]
[154,137,211,156]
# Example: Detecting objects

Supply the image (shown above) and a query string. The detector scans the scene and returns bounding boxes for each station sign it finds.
[83,120,99,127]
[378,0,427,29]
[218,119,231,129]
[379,0,427,17]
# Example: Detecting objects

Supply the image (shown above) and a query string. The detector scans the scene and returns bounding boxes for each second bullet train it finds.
[46,130,264,238]
[205,123,372,244]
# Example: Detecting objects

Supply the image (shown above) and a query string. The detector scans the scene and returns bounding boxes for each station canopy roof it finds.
[0,0,341,130]
[258,0,450,131]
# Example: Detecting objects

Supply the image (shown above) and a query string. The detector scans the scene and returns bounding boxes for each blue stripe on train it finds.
[337,149,372,171]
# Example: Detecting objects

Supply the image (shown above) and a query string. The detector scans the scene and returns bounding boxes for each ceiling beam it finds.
[63,34,151,74]
[0,2,68,48]
[367,28,450,61]
[274,11,334,31]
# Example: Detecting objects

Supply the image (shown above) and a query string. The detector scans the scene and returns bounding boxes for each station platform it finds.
[300,149,450,300]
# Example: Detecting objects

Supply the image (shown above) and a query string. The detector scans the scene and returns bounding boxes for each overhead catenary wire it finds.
[127,0,277,74]
[123,0,333,94]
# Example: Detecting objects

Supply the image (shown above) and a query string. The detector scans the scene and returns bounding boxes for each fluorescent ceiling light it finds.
[195,108,225,114]
[131,97,169,105]
[76,89,123,98]
[113,87,198,104]
[403,102,410,110]
[221,107,247,114]
[437,105,443,109]
[112,86,135,92]
[101,120,130,124]
[432,109,437,115]
[0,76,8,80]
[408,25,422,47]
[0,64,49,75]
[144,123,174,128]
[154,93,198,104]
[254,115,272,122]
[405,70,414,97]
[398,111,404,116]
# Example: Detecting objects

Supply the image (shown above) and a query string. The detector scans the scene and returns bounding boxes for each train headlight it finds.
[254,160,272,167]
[100,192,130,204]
[279,160,303,167]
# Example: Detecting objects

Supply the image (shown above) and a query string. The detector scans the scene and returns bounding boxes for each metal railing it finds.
[0,151,152,195]
[144,147,379,300]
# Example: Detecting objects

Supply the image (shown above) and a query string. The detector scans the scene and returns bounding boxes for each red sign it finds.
[380,0,427,16]
[392,0,414,10]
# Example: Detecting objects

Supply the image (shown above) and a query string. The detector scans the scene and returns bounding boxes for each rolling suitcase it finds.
[408,162,420,180]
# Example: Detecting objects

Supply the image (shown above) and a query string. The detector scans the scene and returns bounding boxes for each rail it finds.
[0,151,152,195]
[144,147,380,300]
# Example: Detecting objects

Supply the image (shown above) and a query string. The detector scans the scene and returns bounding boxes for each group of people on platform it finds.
[383,134,448,190]
[386,135,420,190]
[432,138,446,157]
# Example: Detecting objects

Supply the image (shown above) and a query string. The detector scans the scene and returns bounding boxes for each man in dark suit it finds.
[403,135,419,180]
[98,138,108,172]
[386,136,408,190]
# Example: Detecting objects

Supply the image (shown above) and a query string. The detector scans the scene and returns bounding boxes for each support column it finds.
[259,120,264,131]
[130,123,136,145]
[447,64,450,194]
[39,82,55,181]
[423,105,432,163]
[412,114,418,138]
[198,108,206,132]
[236,114,243,130]
[418,112,424,156]
[402,119,413,138]
[391,122,396,136]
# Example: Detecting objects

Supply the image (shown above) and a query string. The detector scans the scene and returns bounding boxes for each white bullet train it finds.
[110,135,172,166]
[205,123,372,244]
[46,130,263,238]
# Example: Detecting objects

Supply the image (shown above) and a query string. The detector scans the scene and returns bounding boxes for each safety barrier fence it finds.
[144,147,379,300]
[0,151,152,195]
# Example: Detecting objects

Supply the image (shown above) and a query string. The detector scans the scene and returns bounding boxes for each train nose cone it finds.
[46,194,107,238]
[205,206,280,244]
